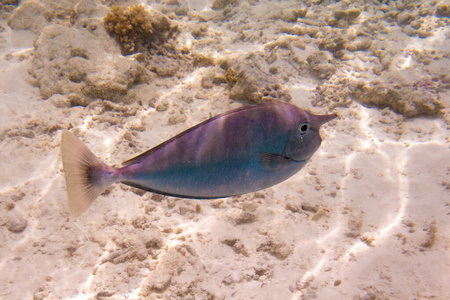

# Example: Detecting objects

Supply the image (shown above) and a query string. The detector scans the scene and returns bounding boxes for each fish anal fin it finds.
[120,181,226,199]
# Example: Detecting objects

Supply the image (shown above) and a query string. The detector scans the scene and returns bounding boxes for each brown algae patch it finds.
[104,5,178,55]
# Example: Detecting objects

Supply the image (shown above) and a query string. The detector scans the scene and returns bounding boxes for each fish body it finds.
[61,101,336,216]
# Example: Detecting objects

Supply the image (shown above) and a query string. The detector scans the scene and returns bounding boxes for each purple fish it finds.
[61,101,336,216]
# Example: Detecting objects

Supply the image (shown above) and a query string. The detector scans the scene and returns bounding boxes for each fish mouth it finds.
[291,158,307,163]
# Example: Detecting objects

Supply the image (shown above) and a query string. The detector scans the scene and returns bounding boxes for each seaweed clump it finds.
[104,5,177,55]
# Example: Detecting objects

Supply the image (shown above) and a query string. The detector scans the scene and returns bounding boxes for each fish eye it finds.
[298,122,310,135]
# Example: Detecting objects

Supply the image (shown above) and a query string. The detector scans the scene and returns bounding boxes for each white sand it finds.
[0,1,449,299]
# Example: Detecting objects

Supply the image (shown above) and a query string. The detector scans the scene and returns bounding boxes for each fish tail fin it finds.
[61,130,117,216]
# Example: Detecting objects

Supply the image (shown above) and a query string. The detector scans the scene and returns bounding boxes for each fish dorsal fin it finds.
[122,148,154,166]
[260,152,290,170]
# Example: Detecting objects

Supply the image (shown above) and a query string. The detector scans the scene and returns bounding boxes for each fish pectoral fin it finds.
[260,152,290,170]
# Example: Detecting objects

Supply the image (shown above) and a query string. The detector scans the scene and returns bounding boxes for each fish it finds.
[61,101,337,216]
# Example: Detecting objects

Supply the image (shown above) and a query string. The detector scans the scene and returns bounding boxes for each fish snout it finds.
[312,113,337,127]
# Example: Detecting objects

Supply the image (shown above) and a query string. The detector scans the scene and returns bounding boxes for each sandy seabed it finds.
[0,0,449,299]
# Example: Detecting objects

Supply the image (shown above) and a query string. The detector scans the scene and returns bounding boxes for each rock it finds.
[281,9,307,22]
[167,108,187,125]
[397,11,415,25]
[144,272,172,293]
[435,4,450,17]
[347,38,372,51]
[345,9,361,22]
[1,0,19,7]
[420,222,437,250]
[260,84,291,102]
[222,238,250,256]
[142,246,192,295]
[48,94,71,108]
[345,217,361,238]
[329,9,360,27]
[311,209,329,221]
[156,99,170,112]
[11,192,25,201]
[211,0,238,10]
[29,24,145,103]
[285,201,300,213]
[301,203,318,213]
[73,0,108,20]
[234,211,257,224]
[226,60,292,103]
[5,202,14,210]
[193,54,215,68]
[191,23,209,39]
[7,218,27,233]
[140,227,164,249]
[148,56,179,77]
[132,216,149,229]
[95,291,115,298]
[201,69,216,88]
[257,239,293,259]
[229,69,262,103]
[7,0,48,34]
[384,10,399,22]
[352,70,444,118]
[318,36,347,54]
[307,51,336,79]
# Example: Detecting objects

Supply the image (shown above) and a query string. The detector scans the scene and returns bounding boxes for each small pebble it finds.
[7,219,28,233]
